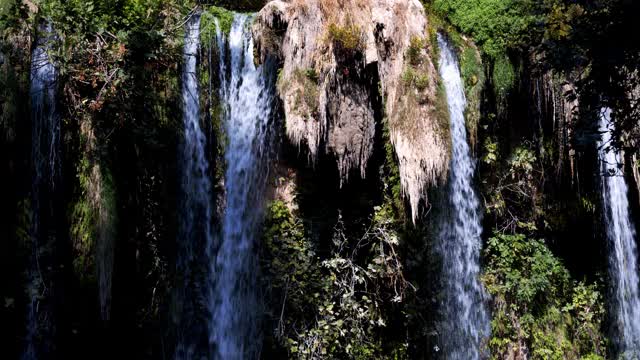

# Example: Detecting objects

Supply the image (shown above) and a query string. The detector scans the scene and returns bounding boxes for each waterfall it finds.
[598,107,640,357]
[436,33,490,359]
[208,14,275,359]
[24,21,60,360]
[175,13,212,359]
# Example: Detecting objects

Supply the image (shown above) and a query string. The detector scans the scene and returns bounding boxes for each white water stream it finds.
[436,33,490,360]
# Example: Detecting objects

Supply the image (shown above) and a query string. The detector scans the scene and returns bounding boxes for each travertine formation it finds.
[253,0,450,220]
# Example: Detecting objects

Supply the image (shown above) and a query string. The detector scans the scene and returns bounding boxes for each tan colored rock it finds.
[254,0,451,221]
[22,0,38,14]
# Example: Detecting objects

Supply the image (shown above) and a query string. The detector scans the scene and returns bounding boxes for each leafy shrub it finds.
[483,233,607,359]
[509,146,536,175]
[481,138,498,165]
[262,201,409,358]
[432,0,544,58]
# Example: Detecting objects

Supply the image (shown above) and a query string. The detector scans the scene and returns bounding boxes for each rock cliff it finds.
[253,0,450,220]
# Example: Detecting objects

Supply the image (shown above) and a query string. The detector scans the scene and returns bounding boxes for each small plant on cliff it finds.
[328,22,364,57]
[414,73,430,91]
[407,36,426,66]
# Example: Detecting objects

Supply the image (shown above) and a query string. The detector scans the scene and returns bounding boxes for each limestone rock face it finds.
[254,0,451,220]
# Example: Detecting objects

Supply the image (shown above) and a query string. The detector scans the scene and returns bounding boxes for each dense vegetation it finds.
[1,0,638,359]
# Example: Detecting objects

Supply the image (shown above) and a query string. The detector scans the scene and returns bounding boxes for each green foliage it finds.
[401,67,415,86]
[492,53,515,106]
[481,139,543,230]
[402,35,432,97]
[414,73,430,91]
[545,3,584,41]
[291,68,320,116]
[263,200,321,308]
[0,0,17,31]
[483,233,607,359]
[200,5,234,44]
[69,156,96,282]
[484,234,569,306]
[41,0,178,35]
[431,0,543,58]
[401,67,429,91]
[407,36,426,66]
[382,117,404,216]
[460,46,481,90]
[481,138,498,165]
[303,68,318,83]
[262,200,409,358]
[458,43,483,144]
[433,80,451,140]
[509,146,536,174]
[328,22,363,52]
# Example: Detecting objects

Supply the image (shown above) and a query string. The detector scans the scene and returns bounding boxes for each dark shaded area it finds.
[206,0,267,12]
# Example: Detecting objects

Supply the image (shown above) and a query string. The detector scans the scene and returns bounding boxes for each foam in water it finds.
[436,33,490,359]
[24,21,60,360]
[208,15,275,360]
[175,13,213,359]
[598,107,640,357]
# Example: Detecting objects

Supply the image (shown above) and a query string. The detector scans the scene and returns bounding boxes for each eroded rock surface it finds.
[253,0,450,220]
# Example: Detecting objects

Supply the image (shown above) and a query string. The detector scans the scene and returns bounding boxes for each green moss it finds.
[447,29,465,50]
[460,47,481,90]
[291,68,320,116]
[434,80,451,145]
[459,45,484,145]
[200,5,235,45]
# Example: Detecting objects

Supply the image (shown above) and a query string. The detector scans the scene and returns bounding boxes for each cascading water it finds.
[175,14,212,359]
[208,14,275,359]
[436,33,490,359]
[24,21,60,360]
[598,107,640,357]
